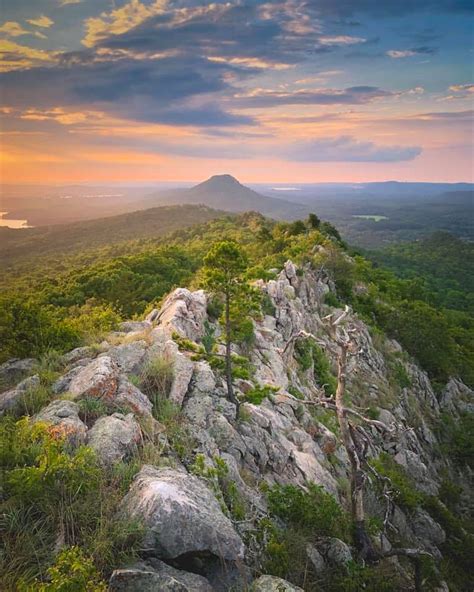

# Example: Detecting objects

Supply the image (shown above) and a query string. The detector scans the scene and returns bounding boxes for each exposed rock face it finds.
[251,575,304,591]
[87,413,141,466]
[157,288,207,340]
[0,357,37,387]
[109,559,213,592]
[115,377,153,417]
[34,399,87,446]
[9,259,472,591]
[121,466,245,561]
[68,356,120,401]
[0,374,40,415]
[104,341,148,374]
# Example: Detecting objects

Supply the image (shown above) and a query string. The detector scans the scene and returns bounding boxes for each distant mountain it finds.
[0,204,224,269]
[144,174,310,220]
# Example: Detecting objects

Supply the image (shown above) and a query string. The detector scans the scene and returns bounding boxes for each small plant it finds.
[370,453,423,510]
[261,293,276,317]
[287,385,304,400]
[190,454,246,520]
[267,482,350,540]
[202,320,216,355]
[324,291,340,308]
[78,397,108,425]
[139,354,174,412]
[244,384,278,405]
[24,546,107,591]
[172,331,203,353]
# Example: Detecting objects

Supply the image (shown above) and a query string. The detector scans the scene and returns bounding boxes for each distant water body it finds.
[0,212,32,228]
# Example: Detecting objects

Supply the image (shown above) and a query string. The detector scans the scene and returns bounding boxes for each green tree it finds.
[307,213,321,229]
[201,241,252,414]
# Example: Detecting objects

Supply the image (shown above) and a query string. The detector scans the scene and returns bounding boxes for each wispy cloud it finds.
[285,135,422,162]
[0,21,30,37]
[27,15,54,28]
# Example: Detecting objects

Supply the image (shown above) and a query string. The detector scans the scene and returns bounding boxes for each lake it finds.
[0,212,32,228]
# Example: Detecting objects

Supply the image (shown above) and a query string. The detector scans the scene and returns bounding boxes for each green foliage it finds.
[77,397,108,425]
[324,291,340,307]
[202,320,216,355]
[244,384,278,405]
[261,293,276,317]
[138,355,174,414]
[190,454,246,520]
[370,453,423,510]
[267,482,349,540]
[294,338,337,395]
[23,546,107,592]
[0,418,143,589]
[437,413,474,468]
[172,332,203,353]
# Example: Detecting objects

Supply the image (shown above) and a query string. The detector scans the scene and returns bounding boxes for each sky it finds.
[0,0,473,184]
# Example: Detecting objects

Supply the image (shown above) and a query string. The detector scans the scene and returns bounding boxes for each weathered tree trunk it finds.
[224,290,239,415]
[334,342,378,561]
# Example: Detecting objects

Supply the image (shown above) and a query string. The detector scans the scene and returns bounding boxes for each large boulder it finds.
[156,288,207,340]
[61,346,96,366]
[121,466,244,561]
[251,575,303,591]
[119,320,152,334]
[34,399,87,446]
[0,358,37,387]
[104,341,148,374]
[115,377,153,417]
[109,559,213,592]
[68,356,120,401]
[0,374,40,416]
[87,413,141,466]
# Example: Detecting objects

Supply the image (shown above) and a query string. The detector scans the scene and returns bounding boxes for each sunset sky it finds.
[1,0,473,184]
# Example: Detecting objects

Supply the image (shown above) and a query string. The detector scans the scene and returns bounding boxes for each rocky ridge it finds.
[0,261,472,591]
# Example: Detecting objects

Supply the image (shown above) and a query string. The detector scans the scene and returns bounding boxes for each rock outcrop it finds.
[2,259,472,591]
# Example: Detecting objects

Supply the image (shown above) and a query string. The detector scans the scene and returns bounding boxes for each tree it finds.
[307,213,321,229]
[201,241,254,415]
[280,307,431,589]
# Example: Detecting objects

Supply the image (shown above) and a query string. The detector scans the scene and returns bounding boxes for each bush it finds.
[139,355,174,413]
[0,418,143,589]
[294,338,337,395]
[23,546,107,591]
[244,384,277,405]
[370,453,423,510]
[267,482,349,540]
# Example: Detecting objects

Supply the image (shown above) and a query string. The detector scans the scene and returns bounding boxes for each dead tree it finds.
[279,306,431,589]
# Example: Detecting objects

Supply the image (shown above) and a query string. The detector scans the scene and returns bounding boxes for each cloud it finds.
[285,135,422,162]
[449,84,474,93]
[318,35,366,46]
[59,0,82,5]
[27,15,54,28]
[233,85,393,108]
[387,46,437,58]
[0,39,57,72]
[0,21,30,37]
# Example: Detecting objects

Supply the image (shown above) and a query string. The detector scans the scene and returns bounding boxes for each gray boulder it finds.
[109,559,213,592]
[35,399,87,446]
[68,356,120,401]
[156,288,207,340]
[87,413,141,466]
[0,357,37,387]
[318,538,353,567]
[119,320,152,333]
[61,346,96,366]
[104,340,147,374]
[0,374,40,415]
[121,466,244,561]
[115,377,153,416]
[251,575,303,591]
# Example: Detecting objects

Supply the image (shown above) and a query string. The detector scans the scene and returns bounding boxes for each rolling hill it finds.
[0,204,226,270]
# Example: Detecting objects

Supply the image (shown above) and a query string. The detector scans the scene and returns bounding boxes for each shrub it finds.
[0,418,143,589]
[202,320,216,355]
[370,453,423,510]
[244,384,278,405]
[267,482,349,540]
[294,337,337,395]
[139,355,174,413]
[23,546,107,592]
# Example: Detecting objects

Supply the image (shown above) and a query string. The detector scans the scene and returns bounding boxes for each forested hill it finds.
[1,212,472,389]
[0,204,225,271]
[367,232,474,314]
